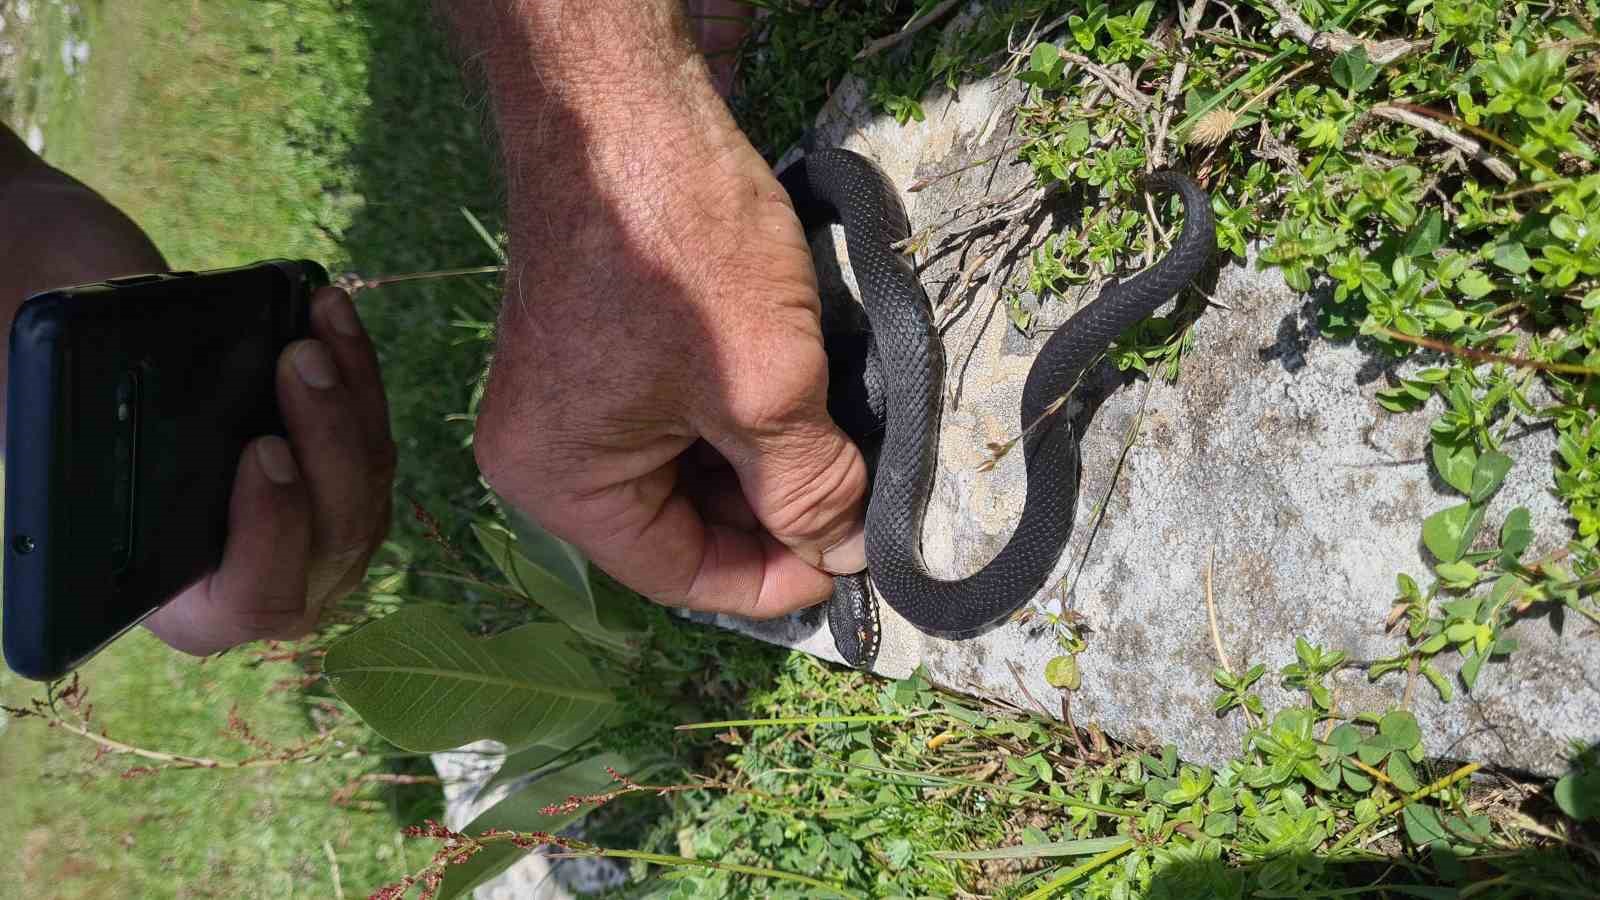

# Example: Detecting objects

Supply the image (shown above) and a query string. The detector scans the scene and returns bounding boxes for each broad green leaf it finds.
[1328,723,1361,755]
[1550,213,1583,243]
[885,838,915,870]
[1331,45,1380,93]
[1554,768,1600,821]
[1397,572,1422,602]
[1421,662,1454,702]
[482,740,587,796]
[437,752,669,900]
[931,836,1131,860]
[1031,41,1058,71]
[1457,269,1496,298]
[1432,440,1477,495]
[1298,759,1340,791]
[1354,798,1379,824]
[1460,649,1486,691]
[1469,451,1514,504]
[1499,507,1533,559]
[1045,654,1081,690]
[1203,811,1237,837]
[1343,761,1374,792]
[1400,209,1445,258]
[1357,739,1392,766]
[503,506,590,598]
[1423,502,1485,563]
[1441,595,1481,620]
[475,517,647,654]
[1436,560,1482,588]
[1492,241,1532,274]
[324,606,621,752]
[1402,803,1450,848]
[1379,711,1422,750]
[1388,750,1421,792]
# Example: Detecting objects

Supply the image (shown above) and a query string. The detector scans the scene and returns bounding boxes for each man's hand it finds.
[449,1,868,619]
[0,125,395,656]
[145,286,396,654]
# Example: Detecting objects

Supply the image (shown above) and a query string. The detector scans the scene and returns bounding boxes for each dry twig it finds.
[336,264,505,296]
[1205,547,1260,728]
[1371,323,1600,376]
[907,142,1029,192]
[1006,658,1055,719]
[856,0,961,60]
[1058,50,1154,111]
[1258,0,1427,65]
[1365,105,1519,184]
[1151,0,1211,168]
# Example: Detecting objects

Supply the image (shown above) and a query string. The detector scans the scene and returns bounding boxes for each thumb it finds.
[712,414,869,576]
[145,436,313,655]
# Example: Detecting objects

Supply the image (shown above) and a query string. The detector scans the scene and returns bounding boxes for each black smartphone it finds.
[3,260,327,681]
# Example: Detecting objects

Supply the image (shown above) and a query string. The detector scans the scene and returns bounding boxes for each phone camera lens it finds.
[11,534,35,555]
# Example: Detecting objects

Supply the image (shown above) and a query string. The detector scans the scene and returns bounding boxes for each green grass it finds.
[0,634,428,898]
[1,1,496,896]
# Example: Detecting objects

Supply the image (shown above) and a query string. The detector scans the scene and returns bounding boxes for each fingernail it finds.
[820,525,867,575]
[293,340,340,390]
[325,290,363,337]
[256,436,299,485]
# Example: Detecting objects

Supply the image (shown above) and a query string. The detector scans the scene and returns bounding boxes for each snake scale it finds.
[778,148,1216,669]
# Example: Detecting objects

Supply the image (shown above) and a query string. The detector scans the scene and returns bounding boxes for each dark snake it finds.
[778,148,1216,669]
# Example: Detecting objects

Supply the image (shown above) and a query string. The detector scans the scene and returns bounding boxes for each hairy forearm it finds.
[440,1,741,259]
[444,2,723,142]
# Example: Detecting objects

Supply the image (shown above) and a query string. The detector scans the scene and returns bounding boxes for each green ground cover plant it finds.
[4,0,1599,897]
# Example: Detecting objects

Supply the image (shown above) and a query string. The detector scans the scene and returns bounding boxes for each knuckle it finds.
[472,409,535,496]
[472,404,511,482]
[724,363,822,434]
[758,436,866,542]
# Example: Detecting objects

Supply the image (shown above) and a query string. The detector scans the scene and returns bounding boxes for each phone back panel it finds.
[4,260,323,679]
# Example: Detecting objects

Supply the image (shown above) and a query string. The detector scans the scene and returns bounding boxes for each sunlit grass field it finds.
[1,1,501,895]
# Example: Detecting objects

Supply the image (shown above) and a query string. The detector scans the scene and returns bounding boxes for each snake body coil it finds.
[780,149,1215,669]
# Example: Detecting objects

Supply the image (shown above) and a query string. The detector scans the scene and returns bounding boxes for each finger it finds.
[689,525,838,617]
[144,437,312,655]
[277,337,391,601]
[549,463,835,620]
[308,286,392,449]
[712,415,869,576]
